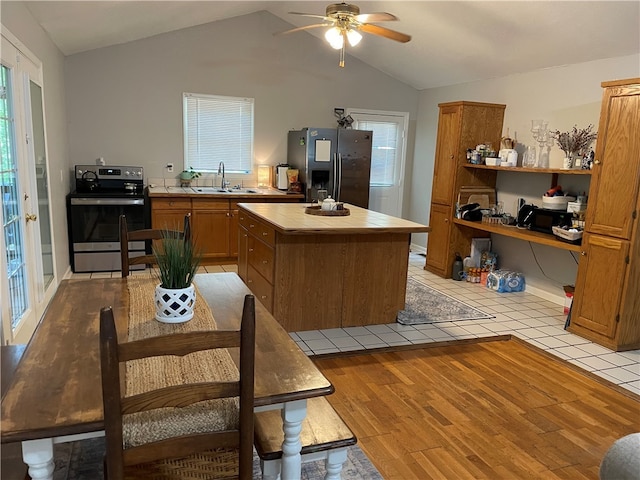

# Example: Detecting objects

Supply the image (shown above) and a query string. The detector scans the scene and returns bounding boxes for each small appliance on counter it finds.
[275,164,289,190]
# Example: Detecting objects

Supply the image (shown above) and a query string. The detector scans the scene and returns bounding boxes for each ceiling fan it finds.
[277,2,411,67]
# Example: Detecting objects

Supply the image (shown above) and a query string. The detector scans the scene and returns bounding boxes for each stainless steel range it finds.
[67,165,148,273]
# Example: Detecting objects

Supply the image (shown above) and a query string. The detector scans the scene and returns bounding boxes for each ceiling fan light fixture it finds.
[346,28,362,47]
[324,27,344,49]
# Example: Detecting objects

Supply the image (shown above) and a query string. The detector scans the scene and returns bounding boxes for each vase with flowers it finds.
[551,124,597,169]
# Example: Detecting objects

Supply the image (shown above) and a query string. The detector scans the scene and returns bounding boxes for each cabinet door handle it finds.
[593,159,601,165]
[444,218,449,223]
[262,232,268,236]
[250,224,255,228]
[262,260,268,264]
[248,248,254,252]
[261,295,267,300]
[248,279,253,284]
[580,251,586,256]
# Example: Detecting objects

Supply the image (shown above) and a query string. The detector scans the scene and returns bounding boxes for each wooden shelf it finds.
[463,164,592,175]
[453,218,583,252]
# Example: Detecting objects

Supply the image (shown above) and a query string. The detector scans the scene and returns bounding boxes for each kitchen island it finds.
[237,203,430,331]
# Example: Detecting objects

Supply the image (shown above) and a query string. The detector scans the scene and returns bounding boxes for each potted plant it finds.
[153,231,202,323]
[179,166,201,187]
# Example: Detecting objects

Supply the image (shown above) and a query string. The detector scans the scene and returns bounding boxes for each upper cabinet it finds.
[585,81,640,239]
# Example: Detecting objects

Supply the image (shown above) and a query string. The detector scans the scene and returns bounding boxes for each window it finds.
[183,93,254,173]
[355,120,399,186]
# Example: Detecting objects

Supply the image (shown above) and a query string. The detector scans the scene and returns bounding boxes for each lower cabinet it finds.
[192,199,231,258]
[425,203,452,277]
[238,212,275,313]
[151,196,300,265]
[569,233,638,350]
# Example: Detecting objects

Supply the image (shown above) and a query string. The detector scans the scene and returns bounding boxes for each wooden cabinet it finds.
[192,199,231,258]
[238,211,275,313]
[569,78,640,351]
[151,198,191,231]
[151,194,301,265]
[425,101,505,277]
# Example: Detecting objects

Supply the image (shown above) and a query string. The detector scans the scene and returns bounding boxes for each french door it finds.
[347,109,409,217]
[1,30,56,345]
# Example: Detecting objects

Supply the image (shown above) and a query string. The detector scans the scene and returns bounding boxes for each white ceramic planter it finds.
[154,284,196,323]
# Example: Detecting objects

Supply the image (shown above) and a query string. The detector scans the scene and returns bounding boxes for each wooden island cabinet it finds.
[237,203,429,332]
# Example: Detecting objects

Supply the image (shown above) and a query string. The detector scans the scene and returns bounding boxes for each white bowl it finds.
[485,157,501,166]
[542,195,576,210]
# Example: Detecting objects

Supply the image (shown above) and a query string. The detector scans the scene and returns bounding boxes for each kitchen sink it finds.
[191,187,264,194]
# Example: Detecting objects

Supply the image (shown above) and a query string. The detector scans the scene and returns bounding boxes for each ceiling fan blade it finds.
[275,24,330,36]
[288,12,331,21]
[358,23,411,43]
[354,12,398,23]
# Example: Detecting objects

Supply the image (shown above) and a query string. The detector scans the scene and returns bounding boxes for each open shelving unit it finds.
[456,164,589,252]
[463,164,592,188]
[452,218,582,252]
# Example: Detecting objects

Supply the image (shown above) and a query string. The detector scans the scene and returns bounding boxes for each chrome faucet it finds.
[217,161,229,189]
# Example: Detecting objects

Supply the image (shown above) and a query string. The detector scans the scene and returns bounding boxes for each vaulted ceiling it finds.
[22,1,640,90]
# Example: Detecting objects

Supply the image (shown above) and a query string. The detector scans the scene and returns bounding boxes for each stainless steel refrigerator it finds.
[287,128,373,208]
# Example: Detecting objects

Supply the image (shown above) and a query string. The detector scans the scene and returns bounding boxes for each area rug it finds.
[397,278,494,325]
[51,437,383,480]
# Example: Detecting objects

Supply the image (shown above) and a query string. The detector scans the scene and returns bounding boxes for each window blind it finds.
[358,120,398,186]
[183,93,254,173]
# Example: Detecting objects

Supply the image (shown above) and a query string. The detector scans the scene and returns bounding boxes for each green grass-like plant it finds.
[153,231,202,289]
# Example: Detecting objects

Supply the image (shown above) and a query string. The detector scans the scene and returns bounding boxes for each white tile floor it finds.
[76,255,640,395]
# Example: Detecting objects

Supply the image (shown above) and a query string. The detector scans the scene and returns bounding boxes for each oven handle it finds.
[70,198,144,206]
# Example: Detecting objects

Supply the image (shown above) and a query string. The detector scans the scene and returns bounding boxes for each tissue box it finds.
[487,270,526,293]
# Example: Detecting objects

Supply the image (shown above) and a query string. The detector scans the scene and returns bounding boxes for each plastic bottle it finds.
[452,253,464,281]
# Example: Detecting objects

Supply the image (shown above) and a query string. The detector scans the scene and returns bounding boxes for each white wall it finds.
[64,11,420,191]
[1,2,71,279]
[411,54,640,301]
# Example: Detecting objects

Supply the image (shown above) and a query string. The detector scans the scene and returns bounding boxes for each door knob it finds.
[26,213,37,222]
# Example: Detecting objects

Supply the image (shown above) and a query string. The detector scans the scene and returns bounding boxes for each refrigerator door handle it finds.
[336,153,342,202]
[332,152,338,200]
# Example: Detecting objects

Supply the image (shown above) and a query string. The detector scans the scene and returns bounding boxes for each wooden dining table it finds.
[0,272,333,480]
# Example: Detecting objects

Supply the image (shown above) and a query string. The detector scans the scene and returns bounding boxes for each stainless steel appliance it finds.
[67,165,148,272]
[287,128,372,208]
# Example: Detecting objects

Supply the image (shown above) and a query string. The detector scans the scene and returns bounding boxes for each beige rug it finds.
[122,277,239,447]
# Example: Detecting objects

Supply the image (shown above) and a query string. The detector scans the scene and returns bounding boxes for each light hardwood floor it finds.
[314,337,640,480]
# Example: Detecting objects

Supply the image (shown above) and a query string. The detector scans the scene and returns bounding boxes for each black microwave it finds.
[530,207,572,234]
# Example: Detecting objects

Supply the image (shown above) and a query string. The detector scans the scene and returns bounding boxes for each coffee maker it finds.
[275,164,289,190]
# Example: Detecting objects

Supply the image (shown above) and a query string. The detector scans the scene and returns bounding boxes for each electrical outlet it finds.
[166,163,174,173]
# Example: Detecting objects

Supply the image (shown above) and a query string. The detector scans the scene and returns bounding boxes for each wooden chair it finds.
[99,295,256,480]
[119,213,191,277]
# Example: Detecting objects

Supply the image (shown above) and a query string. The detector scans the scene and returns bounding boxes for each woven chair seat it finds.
[123,447,239,480]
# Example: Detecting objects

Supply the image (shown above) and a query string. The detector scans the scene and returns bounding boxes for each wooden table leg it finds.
[22,438,54,480]
[280,399,306,480]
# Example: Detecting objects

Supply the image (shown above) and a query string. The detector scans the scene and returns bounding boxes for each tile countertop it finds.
[239,203,430,235]
[147,185,304,199]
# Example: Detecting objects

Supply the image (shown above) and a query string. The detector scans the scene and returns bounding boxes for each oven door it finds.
[68,197,147,272]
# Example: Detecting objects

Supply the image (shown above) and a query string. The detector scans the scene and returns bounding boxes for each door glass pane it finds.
[29,81,53,288]
[357,120,398,186]
[1,64,29,330]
